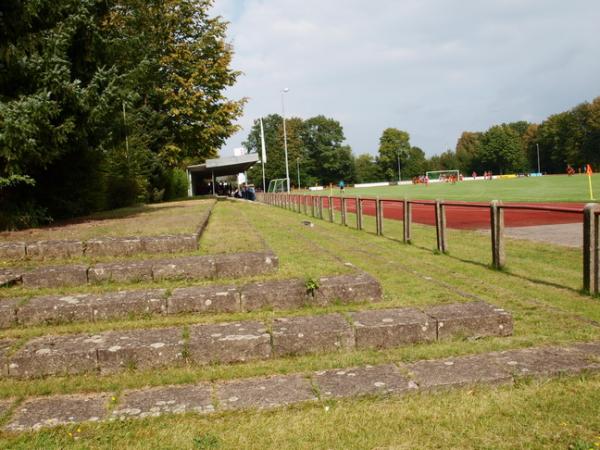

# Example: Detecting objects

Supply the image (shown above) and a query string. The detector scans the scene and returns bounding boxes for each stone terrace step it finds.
[1,302,511,379]
[0,201,214,262]
[0,273,381,328]
[10,251,278,288]
[3,341,598,432]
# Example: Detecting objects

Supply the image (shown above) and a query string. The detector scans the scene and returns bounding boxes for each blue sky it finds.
[211,0,600,157]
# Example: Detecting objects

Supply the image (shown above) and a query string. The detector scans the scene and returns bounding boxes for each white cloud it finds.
[212,0,600,157]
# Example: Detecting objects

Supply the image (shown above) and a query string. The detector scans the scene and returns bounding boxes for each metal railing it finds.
[257,192,598,295]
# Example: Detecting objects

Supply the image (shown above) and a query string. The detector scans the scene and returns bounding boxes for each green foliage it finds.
[355,154,381,183]
[246,114,355,188]
[0,0,244,229]
[305,277,320,296]
[378,128,410,181]
[479,125,527,174]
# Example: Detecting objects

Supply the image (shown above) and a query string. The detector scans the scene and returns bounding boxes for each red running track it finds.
[304,197,585,230]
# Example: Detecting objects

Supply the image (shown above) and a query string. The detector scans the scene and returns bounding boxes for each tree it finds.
[355,154,381,183]
[479,125,527,174]
[245,115,307,189]
[455,131,483,174]
[0,0,245,227]
[377,128,410,181]
[402,147,427,179]
[302,116,354,185]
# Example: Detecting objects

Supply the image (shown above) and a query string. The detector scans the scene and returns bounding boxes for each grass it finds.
[316,173,600,203]
[0,199,599,447]
[0,199,215,242]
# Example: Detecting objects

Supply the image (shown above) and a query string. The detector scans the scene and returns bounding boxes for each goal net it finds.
[425,170,461,182]
[267,178,288,192]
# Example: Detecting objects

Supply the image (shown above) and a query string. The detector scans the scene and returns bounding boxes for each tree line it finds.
[0,0,243,229]
[247,96,600,189]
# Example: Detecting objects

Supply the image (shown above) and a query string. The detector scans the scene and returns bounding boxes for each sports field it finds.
[324,174,600,203]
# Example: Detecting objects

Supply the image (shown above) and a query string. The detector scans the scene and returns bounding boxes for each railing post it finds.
[303,195,307,215]
[318,196,324,219]
[583,203,599,294]
[403,198,412,243]
[375,197,383,236]
[328,197,334,222]
[435,200,447,253]
[490,200,505,269]
[310,196,315,217]
[356,197,362,230]
[341,197,347,226]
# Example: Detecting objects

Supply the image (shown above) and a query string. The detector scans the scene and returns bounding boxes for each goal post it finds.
[425,170,461,182]
[267,178,288,192]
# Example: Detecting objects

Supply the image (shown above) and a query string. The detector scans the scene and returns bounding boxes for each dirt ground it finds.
[504,223,582,248]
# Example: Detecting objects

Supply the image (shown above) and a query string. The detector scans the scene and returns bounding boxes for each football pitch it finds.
[323,174,600,203]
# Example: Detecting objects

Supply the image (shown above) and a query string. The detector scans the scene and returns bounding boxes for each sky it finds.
[211,0,600,158]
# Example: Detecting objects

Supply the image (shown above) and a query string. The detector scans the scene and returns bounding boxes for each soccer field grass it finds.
[322,174,600,203]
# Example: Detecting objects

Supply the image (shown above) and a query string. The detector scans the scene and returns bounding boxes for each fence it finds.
[257,193,600,296]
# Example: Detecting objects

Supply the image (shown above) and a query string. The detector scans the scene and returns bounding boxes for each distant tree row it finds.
[247,96,600,189]
[0,0,243,229]
[431,96,600,175]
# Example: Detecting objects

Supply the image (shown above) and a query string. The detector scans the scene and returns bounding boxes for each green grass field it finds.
[317,174,600,203]
[1,200,599,449]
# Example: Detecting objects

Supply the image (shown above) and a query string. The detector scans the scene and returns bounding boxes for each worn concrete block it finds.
[0,299,19,329]
[5,393,109,431]
[240,279,308,311]
[85,237,143,257]
[141,235,198,254]
[89,289,167,322]
[314,364,417,399]
[168,285,239,314]
[490,346,600,377]
[9,334,100,378]
[406,353,513,389]
[313,273,382,306]
[88,260,153,284]
[0,398,14,417]
[350,308,436,350]
[0,242,26,260]
[21,264,88,288]
[214,252,278,279]
[17,294,93,326]
[0,339,15,376]
[26,240,84,260]
[112,384,214,419]
[425,302,513,340]
[271,313,354,357]
[96,327,184,374]
[188,321,270,365]
[0,269,22,287]
[152,255,216,281]
[216,374,316,410]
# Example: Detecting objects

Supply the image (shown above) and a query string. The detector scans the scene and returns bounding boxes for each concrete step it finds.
[3,340,598,432]
[0,272,382,329]
[0,201,215,262]
[1,301,511,379]
[6,251,278,289]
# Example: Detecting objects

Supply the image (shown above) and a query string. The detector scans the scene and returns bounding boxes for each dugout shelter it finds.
[187,153,259,196]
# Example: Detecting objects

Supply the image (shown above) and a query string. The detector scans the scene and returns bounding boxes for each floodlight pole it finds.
[397,150,401,182]
[281,88,291,192]
[536,143,541,174]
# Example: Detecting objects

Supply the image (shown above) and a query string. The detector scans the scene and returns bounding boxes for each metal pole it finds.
[397,150,401,182]
[536,143,541,174]
[296,157,301,189]
[281,88,291,193]
[211,171,215,196]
